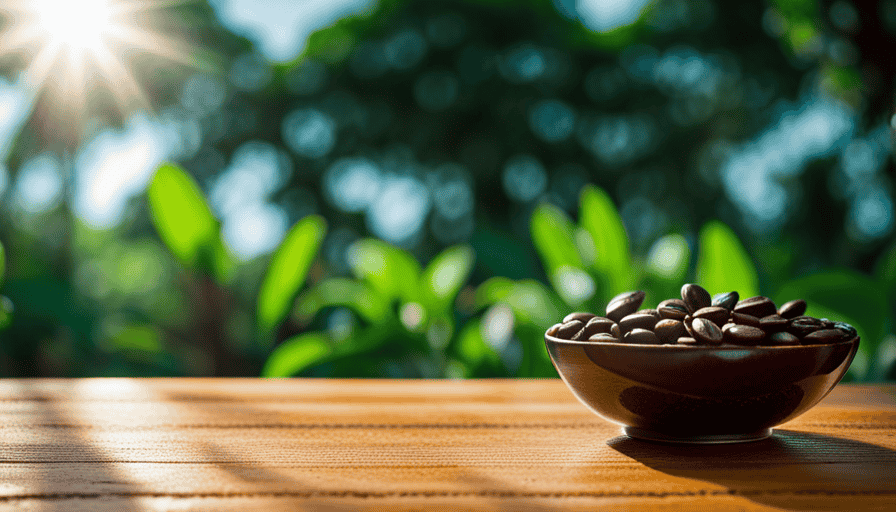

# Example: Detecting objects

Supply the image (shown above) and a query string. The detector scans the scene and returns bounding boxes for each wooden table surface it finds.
[0,379,894,511]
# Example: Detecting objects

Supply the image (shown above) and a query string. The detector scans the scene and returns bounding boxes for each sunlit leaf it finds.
[647,234,690,282]
[776,269,890,378]
[552,265,595,307]
[147,163,218,269]
[696,221,759,298]
[421,245,474,312]
[530,203,583,275]
[476,277,563,329]
[262,332,331,377]
[455,319,499,367]
[578,185,633,297]
[347,238,420,303]
[257,215,327,336]
[296,277,390,324]
[643,234,691,306]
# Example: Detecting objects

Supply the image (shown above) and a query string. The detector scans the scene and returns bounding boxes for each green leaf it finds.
[421,245,474,312]
[776,269,890,380]
[262,332,331,377]
[296,278,391,324]
[530,203,583,276]
[455,319,499,368]
[147,163,218,269]
[578,185,633,297]
[696,221,759,298]
[646,234,690,283]
[347,238,421,303]
[476,277,564,329]
[0,240,5,285]
[257,215,327,336]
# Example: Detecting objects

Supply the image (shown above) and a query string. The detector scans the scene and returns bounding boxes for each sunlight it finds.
[37,0,113,54]
[0,0,195,122]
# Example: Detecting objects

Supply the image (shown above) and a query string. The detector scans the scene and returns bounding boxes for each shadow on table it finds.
[11,381,141,512]
[163,389,563,512]
[608,429,896,511]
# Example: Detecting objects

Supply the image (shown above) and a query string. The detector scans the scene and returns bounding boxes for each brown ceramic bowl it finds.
[544,332,859,444]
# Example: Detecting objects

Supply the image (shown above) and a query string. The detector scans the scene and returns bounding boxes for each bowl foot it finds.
[622,426,773,444]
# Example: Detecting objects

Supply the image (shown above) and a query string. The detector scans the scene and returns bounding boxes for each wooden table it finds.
[0,379,894,511]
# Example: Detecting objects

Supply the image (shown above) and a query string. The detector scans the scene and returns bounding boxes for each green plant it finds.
[146,163,327,374]
[263,240,481,377]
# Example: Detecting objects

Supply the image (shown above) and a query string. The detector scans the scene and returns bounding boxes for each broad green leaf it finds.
[551,265,595,307]
[257,216,327,335]
[578,185,633,296]
[646,234,690,282]
[147,163,218,269]
[421,245,474,312]
[696,221,759,298]
[295,278,390,324]
[476,277,564,329]
[262,332,331,377]
[455,319,499,367]
[530,203,583,275]
[347,238,420,303]
[776,269,890,380]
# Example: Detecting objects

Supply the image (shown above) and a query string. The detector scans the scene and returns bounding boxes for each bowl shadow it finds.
[608,429,896,511]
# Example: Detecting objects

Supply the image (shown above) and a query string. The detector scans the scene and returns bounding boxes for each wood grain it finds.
[0,379,893,511]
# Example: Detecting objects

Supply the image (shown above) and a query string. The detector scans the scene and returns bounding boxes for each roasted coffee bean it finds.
[611,323,621,338]
[555,320,585,340]
[677,336,698,345]
[547,323,562,336]
[803,329,848,344]
[788,316,825,338]
[623,328,661,345]
[606,290,646,322]
[618,313,659,334]
[819,318,836,328]
[582,316,615,335]
[657,299,688,320]
[777,299,807,319]
[588,333,619,343]
[693,306,730,326]
[681,283,711,313]
[711,291,740,311]
[690,317,723,345]
[769,332,800,346]
[759,314,788,333]
[563,312,596,324]
[722,324,766,345]
[734,296,777,318]
[834,321,857,339]
[730,312,761,327]
[655,319,687,344]
[637,308,660,318]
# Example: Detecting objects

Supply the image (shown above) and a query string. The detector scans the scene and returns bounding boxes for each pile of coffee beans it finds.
[547,284,857,346]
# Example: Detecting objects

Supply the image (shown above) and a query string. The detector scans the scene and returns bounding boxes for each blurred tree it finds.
[0,0,893,379]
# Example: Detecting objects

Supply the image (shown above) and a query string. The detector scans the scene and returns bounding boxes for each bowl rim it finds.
[544,331,859,350]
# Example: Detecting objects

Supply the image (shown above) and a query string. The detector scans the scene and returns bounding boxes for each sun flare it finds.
[0,0,196,126]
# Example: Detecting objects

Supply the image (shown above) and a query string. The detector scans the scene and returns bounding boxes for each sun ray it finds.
[0,0,201,143]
